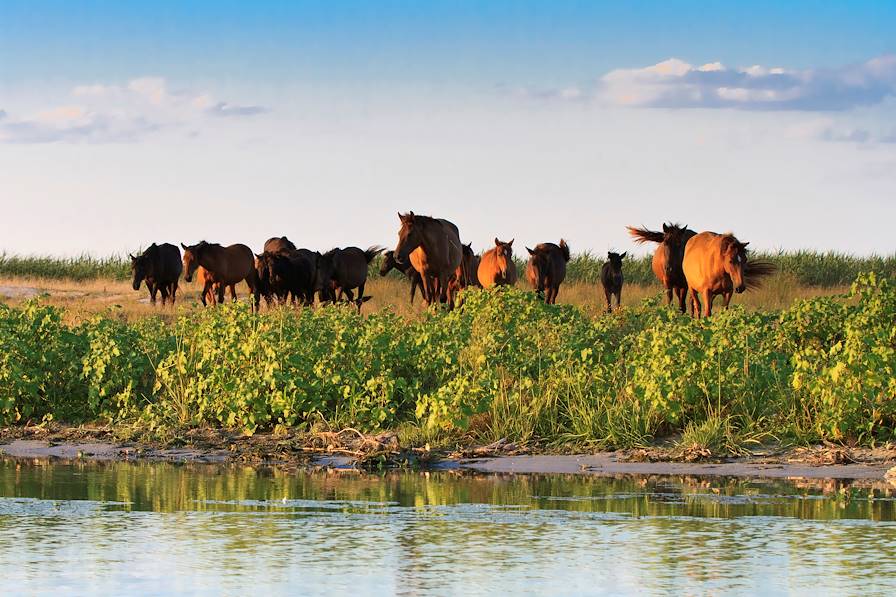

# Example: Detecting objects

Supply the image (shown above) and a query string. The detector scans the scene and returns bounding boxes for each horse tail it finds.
[559,239,571,262]
[627,226,664,244]
[744,259,777,290]
[365,245,386,263]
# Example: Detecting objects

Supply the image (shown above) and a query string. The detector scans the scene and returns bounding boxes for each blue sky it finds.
[1,1,895,255]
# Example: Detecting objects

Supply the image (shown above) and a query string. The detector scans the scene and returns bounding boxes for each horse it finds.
[628,223,696,313]
[130,243,182,305]
[316,246,384,310]
[255,250,314,307]
[682,232,776,318]
[196,266,221,306]
[600,251,626,312]
[525,239,570,304]
[263,236,297,254]
[477,238,517,288]
[394,212,463,308]
[181,241,260,310]
[379,249,424,304]
[447,243,480,302]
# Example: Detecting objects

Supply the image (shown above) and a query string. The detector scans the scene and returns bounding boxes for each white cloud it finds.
[596,54,896,111]
[0,77,269,144]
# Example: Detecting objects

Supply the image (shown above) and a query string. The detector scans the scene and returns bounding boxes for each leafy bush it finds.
[1,274,895,446]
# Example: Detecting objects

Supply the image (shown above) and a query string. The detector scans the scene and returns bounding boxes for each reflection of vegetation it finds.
[2,459,894,522]
[3,460,896,595]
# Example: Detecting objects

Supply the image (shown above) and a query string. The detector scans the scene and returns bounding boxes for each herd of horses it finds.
[129,213,774,318]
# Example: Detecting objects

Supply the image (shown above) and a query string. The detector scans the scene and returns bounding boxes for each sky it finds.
[1,1,894,256]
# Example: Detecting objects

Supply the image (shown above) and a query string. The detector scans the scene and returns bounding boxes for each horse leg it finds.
[703,290,714,318]
[148,282,157,305]
[409,277,418,304]
[723,291,733,309]
[690,289,701,319]
[159,285,169,306]
[676,287,687,313]
[170,282,178,306]
[665,287,673,306]
[616,287,622,310]
[245,274,260,313]
[229,284,238,302]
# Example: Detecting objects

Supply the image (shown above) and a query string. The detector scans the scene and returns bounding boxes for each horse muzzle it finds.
[736,284,746,294]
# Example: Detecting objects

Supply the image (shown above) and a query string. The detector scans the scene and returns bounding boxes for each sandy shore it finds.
[453,453,894,480]
[3,437,895,483]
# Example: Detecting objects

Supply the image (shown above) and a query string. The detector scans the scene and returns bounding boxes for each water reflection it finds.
[1,459,896,596]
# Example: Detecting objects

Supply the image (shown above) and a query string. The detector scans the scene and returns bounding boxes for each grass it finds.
[0,271,851,325]
[3,249,895,287]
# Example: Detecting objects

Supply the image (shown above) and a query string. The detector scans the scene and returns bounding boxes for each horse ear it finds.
[508,239,514,246]
[741,242,750,249]
[494,237,500,246]
[621,252,627,259]
[128,253,135,260]
[607,251,612,258]
[256,253,263,259]
[181,243,188,250]
[662,223,669,232]
[526,247,534,255]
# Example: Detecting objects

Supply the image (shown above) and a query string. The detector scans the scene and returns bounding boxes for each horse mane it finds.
[559,239,570,262]
[627,226,664,244]
[364,246,385,263]
[744,259,777,290]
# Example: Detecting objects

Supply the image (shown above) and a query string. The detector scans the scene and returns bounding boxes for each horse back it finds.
[683,232,726,292]
[154,243,183,284]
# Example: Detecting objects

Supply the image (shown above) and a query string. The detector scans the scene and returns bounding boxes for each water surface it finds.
[1,459,895,596]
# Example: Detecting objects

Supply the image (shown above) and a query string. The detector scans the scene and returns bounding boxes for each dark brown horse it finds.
[682,232,776,318]
[525,239,570,304]
[478,238,517,288]
[600,251,626,312]
[448,243,480,301]
[255,250,314,307]
[130,243,182,305]
[628,223,696,313]
[181,241,259,310]
[263,236,297,254]
[380,249,424,304]
[394,212,462,308]
[316,246,384,309]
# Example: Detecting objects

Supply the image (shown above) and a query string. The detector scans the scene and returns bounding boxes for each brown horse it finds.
[628,223,696,313]
[181,241,260,310]
[478,238,517,288]
[263,236,297,254]
[316,246,384,309]
[196,266,221,306]
[682,232,775,318]
[525,239,570,304]
[394,212,463,308]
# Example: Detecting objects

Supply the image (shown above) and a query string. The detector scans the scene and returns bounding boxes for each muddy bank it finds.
[3,432,895,483]
[454,453,895,480]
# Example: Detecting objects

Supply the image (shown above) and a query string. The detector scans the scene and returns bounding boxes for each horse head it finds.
[721,236,749,293]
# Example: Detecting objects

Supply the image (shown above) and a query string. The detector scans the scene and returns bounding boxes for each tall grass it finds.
[0,253,131,281]
[3,250,890,288]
